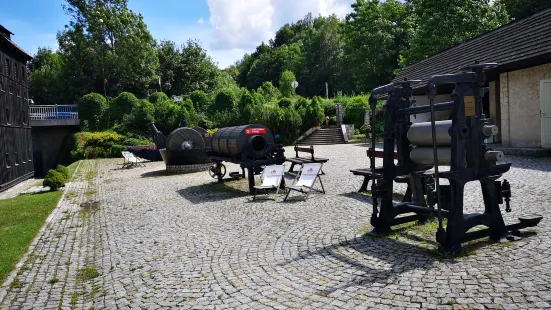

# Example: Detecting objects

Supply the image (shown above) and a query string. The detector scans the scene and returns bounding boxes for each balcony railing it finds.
[30,105,79,120]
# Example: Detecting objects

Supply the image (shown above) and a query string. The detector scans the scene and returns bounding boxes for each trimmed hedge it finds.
[43,169,66,191]
[55,165,69,180]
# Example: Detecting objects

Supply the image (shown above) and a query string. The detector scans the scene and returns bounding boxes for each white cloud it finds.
[144,0,354,69]
[206,0,354,52]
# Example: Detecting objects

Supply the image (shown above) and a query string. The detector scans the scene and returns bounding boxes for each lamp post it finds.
[98,18,107,98]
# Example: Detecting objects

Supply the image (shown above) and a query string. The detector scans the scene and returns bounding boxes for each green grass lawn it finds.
[0,191,62,283]
[0,160,80,284]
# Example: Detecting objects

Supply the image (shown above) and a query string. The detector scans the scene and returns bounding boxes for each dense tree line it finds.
[30,0,549,105]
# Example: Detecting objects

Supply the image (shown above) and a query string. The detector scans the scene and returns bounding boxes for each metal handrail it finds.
[29,105,79,120]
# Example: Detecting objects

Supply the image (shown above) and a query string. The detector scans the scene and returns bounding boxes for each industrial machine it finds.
[368,62,542,253]
[148,122,212,172]
[207,124,286,194]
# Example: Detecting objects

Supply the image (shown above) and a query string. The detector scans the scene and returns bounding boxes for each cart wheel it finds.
[209,164,226,178]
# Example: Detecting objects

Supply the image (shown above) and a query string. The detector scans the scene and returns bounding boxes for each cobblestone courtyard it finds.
[1,144,551,309]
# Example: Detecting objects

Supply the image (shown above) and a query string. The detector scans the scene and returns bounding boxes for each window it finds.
[5,108,9,125]
[14,64,18,80]
[0,80,3,92]
[14,152,18,166]
[5,58,10,76]
[5,153,10,169]
[28,147,32,162]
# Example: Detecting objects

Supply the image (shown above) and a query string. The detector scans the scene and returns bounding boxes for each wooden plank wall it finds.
[0,48,33,190]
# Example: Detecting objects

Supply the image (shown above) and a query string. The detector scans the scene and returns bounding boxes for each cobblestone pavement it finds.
[1,144,551,309]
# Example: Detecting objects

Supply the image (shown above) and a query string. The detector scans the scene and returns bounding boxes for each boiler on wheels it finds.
[207,124,286,194]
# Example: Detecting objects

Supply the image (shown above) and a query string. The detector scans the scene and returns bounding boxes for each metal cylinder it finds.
[482,125,498,136]
[484,150,504,162]
[410,147,452,166]
[210,124,274,158]
[408,120,452,146]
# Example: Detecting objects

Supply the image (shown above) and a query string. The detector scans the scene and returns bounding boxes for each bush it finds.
[295,97,310,110]
[78,93,108,131]
[278,98,293,109]
[304,96,325,129]
[43,169,66,191]
[148,92,169,104]
[71,131,123,160]
[190,90,211,112]
[55,165,69,180]
[343,96,369,129]
[257,81,280,102]
[108,92,139,125]
[120,99,155,134]
[238,89,256,123]
[212,89,237,113]
[322,99,337,117]
[279,70,296,98]
[279,106,302,145]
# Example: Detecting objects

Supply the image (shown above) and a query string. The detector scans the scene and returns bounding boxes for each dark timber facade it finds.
[0,24,33,191]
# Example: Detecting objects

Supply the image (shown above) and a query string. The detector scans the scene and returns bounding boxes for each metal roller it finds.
[410,147,452,166]
[408,120,452,146]
[166,128,206,151]
[485,150,504,162]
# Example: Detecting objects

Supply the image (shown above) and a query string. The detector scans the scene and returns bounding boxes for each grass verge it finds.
[0,160,80,284]
[0,191,63,283]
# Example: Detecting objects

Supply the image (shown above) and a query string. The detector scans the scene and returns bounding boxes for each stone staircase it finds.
[296,127,346,145]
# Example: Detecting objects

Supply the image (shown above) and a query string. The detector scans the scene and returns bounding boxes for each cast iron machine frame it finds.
[368,63,542,253]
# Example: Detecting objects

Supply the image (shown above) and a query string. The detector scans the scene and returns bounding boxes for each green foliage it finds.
[238,89,256,123]
[109,92,139,125]
[344,0,413,92]
[279,70,296,98]
[120,99,155,134]
[344,96,369,128]
[212,90,237,113]
[322,99,337,117]
[71,131,124,160]
[304,96,325,129]
[28,48,63,105]
[257,81,281,102]
[190,90,211,112]
[279,106,302,144]
[55,165,70,180]
[498,0,551,20]
[78,93,108,131]
[295,96,311,111]
[148,92,169,104]
[56,0,159,100]
[278,98,294,109]
[43,170,66,191]
[401,0,509,66]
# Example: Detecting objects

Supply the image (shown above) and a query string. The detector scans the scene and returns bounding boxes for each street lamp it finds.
[98,18,107,98]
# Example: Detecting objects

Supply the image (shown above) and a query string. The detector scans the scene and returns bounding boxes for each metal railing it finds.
[29,105,79,120]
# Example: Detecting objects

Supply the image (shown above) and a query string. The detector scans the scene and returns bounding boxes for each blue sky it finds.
[1,0,354,68]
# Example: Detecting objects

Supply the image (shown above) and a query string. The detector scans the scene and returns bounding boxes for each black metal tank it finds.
[210,124,274,159]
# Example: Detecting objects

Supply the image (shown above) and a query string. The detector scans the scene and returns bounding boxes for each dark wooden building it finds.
[0,24,33,191]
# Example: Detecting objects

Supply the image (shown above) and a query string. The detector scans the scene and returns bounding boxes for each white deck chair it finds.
[121,151,142,168]
[283,163,325,201]
[253,165,285,201]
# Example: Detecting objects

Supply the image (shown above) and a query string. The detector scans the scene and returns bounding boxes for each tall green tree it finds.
[400,0,508,66]
[344,0,413,92]
[57,0,159,100]
[28,48,64,105]
[279,70,296,98]
[171,40,220,95]
[498,0,551,20]
[156,40,181,95]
